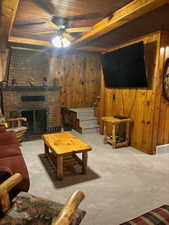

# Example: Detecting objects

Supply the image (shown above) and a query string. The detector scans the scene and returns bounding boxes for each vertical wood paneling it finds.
[50,52,101,108]
[157,32,169,145]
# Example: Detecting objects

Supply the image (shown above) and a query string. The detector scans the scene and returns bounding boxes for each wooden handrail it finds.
[6,117,27,122]
[0,173,23,192]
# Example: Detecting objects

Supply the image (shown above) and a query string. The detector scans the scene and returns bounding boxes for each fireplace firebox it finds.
[22,109,47,134]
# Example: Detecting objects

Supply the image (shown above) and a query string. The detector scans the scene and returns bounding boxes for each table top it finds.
[42,132,92,155]
[102,116,132,124]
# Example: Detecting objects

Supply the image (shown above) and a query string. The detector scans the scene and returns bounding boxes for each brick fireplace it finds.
[2,48,61,134]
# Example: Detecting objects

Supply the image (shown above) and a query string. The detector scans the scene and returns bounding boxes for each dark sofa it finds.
[0,127,30,193]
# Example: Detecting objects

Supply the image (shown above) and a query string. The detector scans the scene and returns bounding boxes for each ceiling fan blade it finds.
[66,27,92,33]
[43,19,58,29]
[15,22,46,27]
[63,33,74,41]
[28,31,56,35]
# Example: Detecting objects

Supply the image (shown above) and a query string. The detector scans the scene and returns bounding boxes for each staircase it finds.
[70,107,99,134]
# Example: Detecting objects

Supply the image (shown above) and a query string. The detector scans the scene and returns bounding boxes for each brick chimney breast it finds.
[2,48,61,134]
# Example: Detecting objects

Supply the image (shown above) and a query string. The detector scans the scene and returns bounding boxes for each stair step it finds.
[70,107,93,113]
[68,107,99,134]
[82,127,99,134]
[80,120,98,128]
[70,107,94,119]
[80,124,99,129]
[78,116,97,121]
[77,111,93,116]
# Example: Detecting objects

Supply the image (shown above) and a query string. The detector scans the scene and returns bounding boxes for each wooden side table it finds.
[102,116,132,148]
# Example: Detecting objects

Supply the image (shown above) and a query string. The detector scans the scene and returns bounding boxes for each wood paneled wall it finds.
[1,49,101,109]
[157,32,169,145]
[49,52,101,108]
[100,32,168,154]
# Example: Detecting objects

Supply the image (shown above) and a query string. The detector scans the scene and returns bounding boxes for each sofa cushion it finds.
[0,192,86,225]
[0,131,19,146]
[120,205,169,225]
[0,127,6,133]
[0,144,21,158]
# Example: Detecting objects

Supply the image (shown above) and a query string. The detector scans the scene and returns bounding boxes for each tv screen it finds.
[101,41,148,88]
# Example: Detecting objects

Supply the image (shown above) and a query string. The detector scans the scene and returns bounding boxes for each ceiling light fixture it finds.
[52,34,71,48]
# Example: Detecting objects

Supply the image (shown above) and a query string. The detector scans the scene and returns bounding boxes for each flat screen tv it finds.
[101,41,148,88]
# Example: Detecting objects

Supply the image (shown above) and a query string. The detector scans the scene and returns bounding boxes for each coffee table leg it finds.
[57,155,63,180]
[82,152,88,174]
[44,143,49,155]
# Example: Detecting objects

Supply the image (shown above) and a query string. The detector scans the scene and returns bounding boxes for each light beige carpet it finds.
[21,131,169,225]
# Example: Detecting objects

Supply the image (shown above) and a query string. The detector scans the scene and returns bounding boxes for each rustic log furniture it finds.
[42,132,92,180]
[0,173,86,225]
[102,116,132,148]
[0,117,27,142]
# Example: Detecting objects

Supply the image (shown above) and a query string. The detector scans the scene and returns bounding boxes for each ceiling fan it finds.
[15,14,97,47]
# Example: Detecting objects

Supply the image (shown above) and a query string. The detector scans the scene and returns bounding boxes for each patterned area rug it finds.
[120,205,169,225]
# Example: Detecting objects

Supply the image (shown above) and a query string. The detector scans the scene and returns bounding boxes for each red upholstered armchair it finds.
[0,128,30,194]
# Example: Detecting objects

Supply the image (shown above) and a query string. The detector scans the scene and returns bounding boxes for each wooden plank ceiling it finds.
[0,0,20,50]
[3,0,169,51]
[11,0,133,41]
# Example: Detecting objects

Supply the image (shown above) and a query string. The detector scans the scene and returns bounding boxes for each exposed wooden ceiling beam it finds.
[0,0,20,50]
[9,36,106,53]
[72,0,169,48]
[8,36,53,47]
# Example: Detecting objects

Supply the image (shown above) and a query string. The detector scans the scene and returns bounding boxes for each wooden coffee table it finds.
[42,132,92,180]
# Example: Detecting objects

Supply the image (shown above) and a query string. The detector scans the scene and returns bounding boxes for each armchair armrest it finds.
[6,117,27,122]
[6,117,27,128]
[0,173,23,213]
[0,122,8,128]
[52,191,85,225]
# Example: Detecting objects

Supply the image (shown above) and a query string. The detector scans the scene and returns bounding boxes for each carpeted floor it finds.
[21,131,169,225]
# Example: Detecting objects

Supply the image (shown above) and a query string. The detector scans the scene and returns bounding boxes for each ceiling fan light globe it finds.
[60,25,66,29]
[62,37,71,47]
[52,36,62,48]
[52,36,71,48]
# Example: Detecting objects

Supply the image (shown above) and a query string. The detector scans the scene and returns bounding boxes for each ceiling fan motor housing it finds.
[51,17,68,29]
